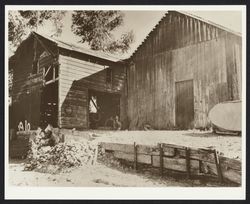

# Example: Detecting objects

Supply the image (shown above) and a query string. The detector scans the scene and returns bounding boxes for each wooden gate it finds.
[175,80,194,129]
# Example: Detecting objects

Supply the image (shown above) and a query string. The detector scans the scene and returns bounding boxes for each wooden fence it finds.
[99,142,241,184]
[9,131,241,185]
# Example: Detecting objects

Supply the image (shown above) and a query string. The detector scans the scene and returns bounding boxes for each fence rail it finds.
[99,142,241,184]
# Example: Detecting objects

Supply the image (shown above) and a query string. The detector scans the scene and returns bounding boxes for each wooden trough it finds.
[99,142,241,185]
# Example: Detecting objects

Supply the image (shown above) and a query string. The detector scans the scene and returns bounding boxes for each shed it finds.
[9,32,127,130]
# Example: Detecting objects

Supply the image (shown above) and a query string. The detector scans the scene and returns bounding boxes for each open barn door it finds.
[88,90,120,129]
[175,80,194,129]
[40,81,58,128]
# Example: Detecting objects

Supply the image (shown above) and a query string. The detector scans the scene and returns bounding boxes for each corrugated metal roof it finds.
[32,31,122,63]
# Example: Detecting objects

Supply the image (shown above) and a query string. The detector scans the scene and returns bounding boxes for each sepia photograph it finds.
[5,5,246,199]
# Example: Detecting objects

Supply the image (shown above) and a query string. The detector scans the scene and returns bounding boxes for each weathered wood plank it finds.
[136,144,160,155]
[113,151,152,164]
[220,156,241,171]
[60,55,105,69]
[152,155,200,173]
[221,169,241,184]
[100,142,134,153]
[162,145,215,163]
[60,66,97,76]
[101,141,241,184]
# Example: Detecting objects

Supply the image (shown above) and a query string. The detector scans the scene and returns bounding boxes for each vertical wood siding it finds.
[127,12,242,129]
[10,37,50,129]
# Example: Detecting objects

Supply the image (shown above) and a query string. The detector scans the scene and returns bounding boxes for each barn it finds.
[126,11,242,130]
[9,32,127,131]
[9,11,242,131]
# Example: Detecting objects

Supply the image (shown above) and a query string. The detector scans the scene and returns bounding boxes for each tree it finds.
[71,11,134,54]
[8,10,66,54]
[8,10,134,55]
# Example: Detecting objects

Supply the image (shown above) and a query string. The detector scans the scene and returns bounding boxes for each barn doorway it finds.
[175,80,194,129]
[88,90,120,129]
[40,81,58,128]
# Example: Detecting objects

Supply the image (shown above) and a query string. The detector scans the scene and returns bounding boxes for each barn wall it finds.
[10,36,53,130]
[58,54,126,129]
[127,11,242,130]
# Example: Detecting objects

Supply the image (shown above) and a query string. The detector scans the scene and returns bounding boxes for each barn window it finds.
[44,65,53,82]
[44,63,59,85]
[106,68,112,84]
[89,96,98,113]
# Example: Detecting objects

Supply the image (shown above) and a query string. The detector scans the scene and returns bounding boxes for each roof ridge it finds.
[32,31,123,62]
[129,10,241,58]
[175,11,241,37]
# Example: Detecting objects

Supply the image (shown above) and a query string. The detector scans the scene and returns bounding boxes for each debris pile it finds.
[24,125,98,172]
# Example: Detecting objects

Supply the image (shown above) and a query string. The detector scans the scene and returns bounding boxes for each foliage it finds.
[8,10,66,54]
[9,10,134,55]
[71,11,134,53]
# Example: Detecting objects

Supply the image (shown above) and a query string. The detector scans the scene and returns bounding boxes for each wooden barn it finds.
[9,32,127,131]
[9,11,242,131]
[126,11,242,130]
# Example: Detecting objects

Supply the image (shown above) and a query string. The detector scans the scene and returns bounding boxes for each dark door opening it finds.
[88,90,120,129]
[40,81,58,128]
[175,80,194,129]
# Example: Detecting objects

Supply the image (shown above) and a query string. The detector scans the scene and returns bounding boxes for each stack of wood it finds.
[24,127,98,172]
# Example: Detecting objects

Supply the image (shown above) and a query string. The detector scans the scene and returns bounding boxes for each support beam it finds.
[214,149,223,183]
[44,65,52,77]
[159,143,164,177]
[134,142,138,170]
[45,77,59,85]
[186,147,191,179]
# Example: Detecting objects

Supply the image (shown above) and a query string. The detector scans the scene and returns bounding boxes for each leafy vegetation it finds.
[8,10,134,55]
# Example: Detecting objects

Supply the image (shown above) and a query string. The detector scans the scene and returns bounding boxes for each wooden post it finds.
[159,143,164,177]
[92,145,98,165]
[134,142,137,170]
[199,160,202,174]
[214,149,223,183]
[185,147,191,179]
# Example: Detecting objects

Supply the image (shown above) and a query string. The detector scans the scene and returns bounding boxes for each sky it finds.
[36,10,243,58]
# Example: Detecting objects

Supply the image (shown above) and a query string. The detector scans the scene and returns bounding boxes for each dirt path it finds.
[8,161,187,187]
[9,159,230,187]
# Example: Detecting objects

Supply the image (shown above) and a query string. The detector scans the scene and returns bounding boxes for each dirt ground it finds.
[9,159,233,187]
[8,130,241,187]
